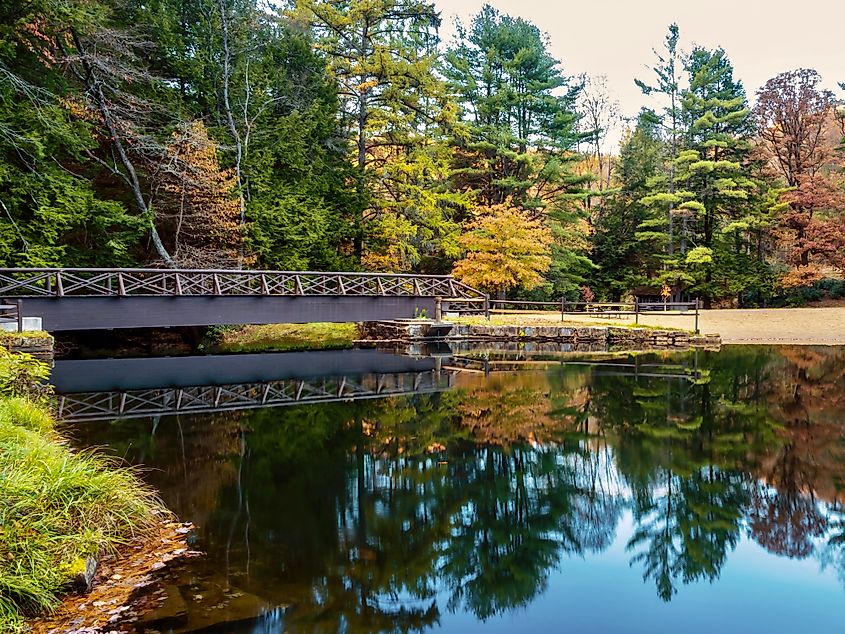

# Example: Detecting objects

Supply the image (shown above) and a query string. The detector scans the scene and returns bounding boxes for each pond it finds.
[62,345,845,633]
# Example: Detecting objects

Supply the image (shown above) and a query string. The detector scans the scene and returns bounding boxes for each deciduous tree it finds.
[755,69,845,286]
[452,203,552,297]
[157,121,242,267]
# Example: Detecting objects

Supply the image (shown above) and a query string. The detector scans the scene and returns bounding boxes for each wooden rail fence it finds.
[450,298,702,333]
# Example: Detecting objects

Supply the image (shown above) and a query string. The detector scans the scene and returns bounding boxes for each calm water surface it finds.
[65,345,845,633]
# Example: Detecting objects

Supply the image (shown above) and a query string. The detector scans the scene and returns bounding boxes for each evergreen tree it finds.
[293,0,458,267]
[635,23,682,260]
[445,5,593,297]
[0,0,149,267]
[444,5,586,209]
[636,45,762,305]
[592,111,663,300]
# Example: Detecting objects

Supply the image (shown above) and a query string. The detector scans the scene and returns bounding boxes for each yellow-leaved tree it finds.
[452,204,553,298]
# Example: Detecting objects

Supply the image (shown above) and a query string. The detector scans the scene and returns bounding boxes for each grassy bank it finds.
[0,351,164,632]
[211,322,359,353]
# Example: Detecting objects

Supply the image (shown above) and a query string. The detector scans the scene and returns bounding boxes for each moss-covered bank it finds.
[209,322,359,353]
[0,350,166,632]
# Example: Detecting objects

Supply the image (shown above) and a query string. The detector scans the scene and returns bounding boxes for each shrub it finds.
[0,350,49,400]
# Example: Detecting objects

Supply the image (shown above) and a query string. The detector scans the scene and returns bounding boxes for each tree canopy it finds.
[0,3,842,305]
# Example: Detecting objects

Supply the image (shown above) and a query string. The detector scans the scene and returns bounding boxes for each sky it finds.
[435,0,844,146]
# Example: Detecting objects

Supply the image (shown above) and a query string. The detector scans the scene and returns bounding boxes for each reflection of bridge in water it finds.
[52,349,455,423]
[57,372,454,422]
[52,348,703,423]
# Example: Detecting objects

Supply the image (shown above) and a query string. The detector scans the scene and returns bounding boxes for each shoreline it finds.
[0,343,193,633]
[27,521,198,634]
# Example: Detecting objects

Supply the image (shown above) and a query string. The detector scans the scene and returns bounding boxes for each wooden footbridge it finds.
[0,268,486,331]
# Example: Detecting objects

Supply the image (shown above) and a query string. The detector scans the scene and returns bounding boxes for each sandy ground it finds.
[634,307,845,344]
[485,307,845,345]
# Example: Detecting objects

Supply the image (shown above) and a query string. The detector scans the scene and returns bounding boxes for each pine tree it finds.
[635,23,682,258]
[636,46,760,305]
[674,47,758,304]
[444,5,586,209]
[293,0,449,261]
[592,111,663,300]
[444,5,592,297]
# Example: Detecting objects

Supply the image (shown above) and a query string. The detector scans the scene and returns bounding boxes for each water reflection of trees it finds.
[82,346,845,630]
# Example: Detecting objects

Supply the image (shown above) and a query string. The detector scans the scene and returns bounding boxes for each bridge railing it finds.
[0,268,486,300]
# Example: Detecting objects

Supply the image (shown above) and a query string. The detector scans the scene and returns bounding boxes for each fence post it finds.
[435,297,443,322]
[634,297,639,326]
[16,299,22,333]
[560,297,565,322]
[695,299,700,334]
[484,294,490,321]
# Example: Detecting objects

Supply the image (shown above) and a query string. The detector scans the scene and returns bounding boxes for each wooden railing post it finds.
[435,297,443,321]
[16,299,22,333]
[634,297,639,325]
[695,299,700,334]
[560,297,565,322]
[484,294,490,321]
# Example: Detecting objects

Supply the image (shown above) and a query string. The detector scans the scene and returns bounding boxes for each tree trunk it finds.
[218,0,247,268]
[70,28,175,267]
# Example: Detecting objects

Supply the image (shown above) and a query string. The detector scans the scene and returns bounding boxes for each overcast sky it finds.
[435,0,843,144]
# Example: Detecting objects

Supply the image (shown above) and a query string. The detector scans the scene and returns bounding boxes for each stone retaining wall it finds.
[0,333,55,360]
[359,320,721,350]
[448,324,720,348]
[359,320,454,342]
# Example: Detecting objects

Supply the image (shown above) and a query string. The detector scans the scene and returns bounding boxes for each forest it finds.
[1,0,844,306]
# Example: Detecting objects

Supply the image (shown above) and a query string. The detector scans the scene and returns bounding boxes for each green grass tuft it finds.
[0,351,165,632]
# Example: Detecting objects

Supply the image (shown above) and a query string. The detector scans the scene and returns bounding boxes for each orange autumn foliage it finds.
[158,121,246,267]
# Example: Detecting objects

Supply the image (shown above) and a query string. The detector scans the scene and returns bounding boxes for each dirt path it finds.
[481,307,845,345]
[636,307,845,345]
